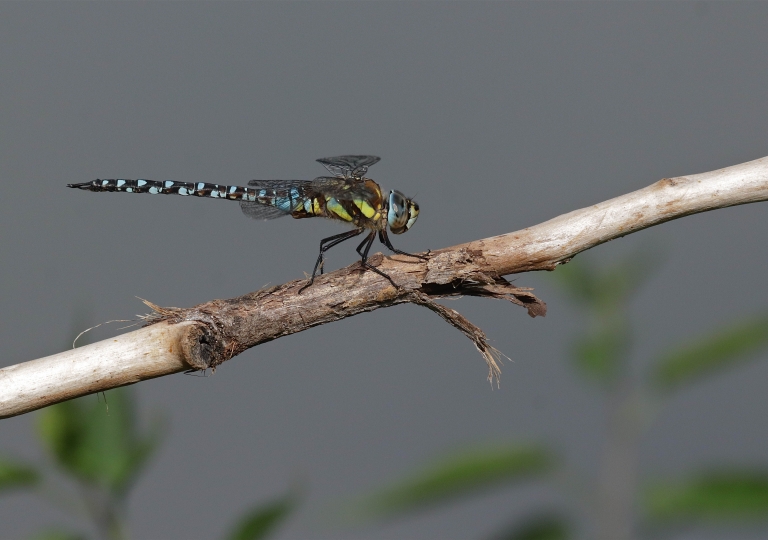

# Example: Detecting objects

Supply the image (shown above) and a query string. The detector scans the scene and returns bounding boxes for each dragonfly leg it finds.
[378,230,429,260]
[299,228,364,293]
[356,231,399,288]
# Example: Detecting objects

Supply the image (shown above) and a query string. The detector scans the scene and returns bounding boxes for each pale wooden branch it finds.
[2,156,767,419]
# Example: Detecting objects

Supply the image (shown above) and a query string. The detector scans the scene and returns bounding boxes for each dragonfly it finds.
[67,155,425,292]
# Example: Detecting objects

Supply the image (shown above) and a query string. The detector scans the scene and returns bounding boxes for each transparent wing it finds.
[316,155,381,179]
[246,179,315,190]
[239,179,314,221]
[239,202,291,220]
[310,176,379,202]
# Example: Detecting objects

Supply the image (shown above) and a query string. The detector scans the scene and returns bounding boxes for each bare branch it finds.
[2,156,767,419]
[0,322,193,418]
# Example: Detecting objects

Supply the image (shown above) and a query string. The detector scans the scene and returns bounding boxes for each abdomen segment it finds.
[67,179,257,200]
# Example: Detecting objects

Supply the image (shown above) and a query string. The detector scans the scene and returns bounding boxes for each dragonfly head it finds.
[387,190,420,235]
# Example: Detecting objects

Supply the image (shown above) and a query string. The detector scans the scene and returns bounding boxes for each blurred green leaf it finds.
[653,313,768,391]
[645,469,768,522]
[488,513,569,540]
[350,444,553,521]
[551,261,598,304]
[37,387,161,496]
[225,492,297,540]
[552,250,660,314]
[28,529,86,540]
[572,323,629,383]
[0,456,39,492]
[553,251,659,383]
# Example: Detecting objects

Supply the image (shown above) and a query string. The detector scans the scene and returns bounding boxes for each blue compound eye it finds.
[388,190,409,234]
[388,190,419,235]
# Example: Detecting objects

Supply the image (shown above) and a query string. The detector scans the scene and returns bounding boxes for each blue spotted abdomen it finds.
[67,178,321,217]
[67,178,259,199]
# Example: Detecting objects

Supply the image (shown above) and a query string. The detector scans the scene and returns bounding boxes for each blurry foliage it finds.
[1,386,295,540]
[652,314,768,390]
[225,491,298,540]
[37,388,160,497]
[28,530,87,540]
[488,514,570,540]
[347,250,768,539]
[349,444,553,521]
[0,456,39,493]
[645,469,768,522]
[548,249,659,385]
[0,312,298,539]
[571,322,629,383]
[551,249,659,315]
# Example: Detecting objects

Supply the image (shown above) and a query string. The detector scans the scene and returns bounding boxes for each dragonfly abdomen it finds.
[67,179,258,199]
[68,179,308,206]
[67,178,336,218]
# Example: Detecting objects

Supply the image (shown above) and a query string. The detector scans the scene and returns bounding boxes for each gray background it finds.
[1,2,767,539]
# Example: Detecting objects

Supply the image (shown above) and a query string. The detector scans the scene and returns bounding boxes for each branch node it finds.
[139,297,234,371]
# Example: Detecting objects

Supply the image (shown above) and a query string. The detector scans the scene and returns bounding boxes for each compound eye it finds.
[405,201,420,231]
[388,190,409,234]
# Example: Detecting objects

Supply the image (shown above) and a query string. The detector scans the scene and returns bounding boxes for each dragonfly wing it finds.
[310,177,379,202]
[246,179,315,190]
[239,179,314,221]
[239,201,291,220]
[316,155,381,179]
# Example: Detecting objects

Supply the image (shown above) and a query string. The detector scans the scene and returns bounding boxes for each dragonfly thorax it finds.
[387,190,420,235]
